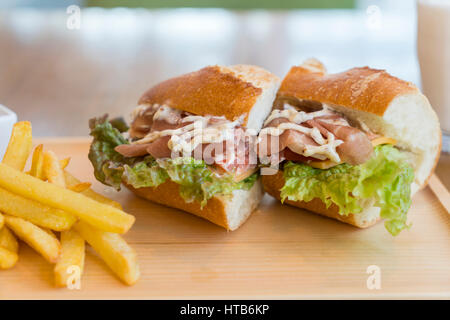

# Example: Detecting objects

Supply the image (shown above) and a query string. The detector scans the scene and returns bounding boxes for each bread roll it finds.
[129,64,279,230]
[139,64,281,132]
[263,59,441,228]
[127,179,263,231]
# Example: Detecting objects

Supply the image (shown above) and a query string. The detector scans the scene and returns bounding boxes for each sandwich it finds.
[259,59,441,235]
[88,65,280,230]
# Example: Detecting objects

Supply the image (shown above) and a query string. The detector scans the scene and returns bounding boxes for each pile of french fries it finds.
[0,122,140,286]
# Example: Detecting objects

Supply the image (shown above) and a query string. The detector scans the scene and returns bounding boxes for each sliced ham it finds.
[315,119,373,165]
[283,148,317,163]
[258,118,320,161]
[145,136,173,158]
[115,144,150,157]
[129,107,156,139]
[118,105,255,178]
[259,109,374,166]
[129,105,183,139]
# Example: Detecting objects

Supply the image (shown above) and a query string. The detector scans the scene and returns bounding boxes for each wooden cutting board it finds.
[1,138,449,299]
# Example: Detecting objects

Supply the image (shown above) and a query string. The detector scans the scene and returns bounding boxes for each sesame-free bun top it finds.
[138,65,280,132]
[277,59,441,193]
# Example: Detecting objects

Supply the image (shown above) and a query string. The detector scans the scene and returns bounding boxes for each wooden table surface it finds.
[0,8,449,190]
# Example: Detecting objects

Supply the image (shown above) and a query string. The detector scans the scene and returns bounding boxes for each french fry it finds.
[0,246,18,269]
[43,150,66,187]
[2,121,33,171]
[0,226,19,253]
[74,221,139,285]
[54,229,85,287]
[0,187,76,231]
[67,182,92,193]
[43,228,58,240]
[5,215,61,263]
[0,212,4,230]
[59,157,70,170]
[64,171,123,210]
[0,163,135,234]
[29,144,45,180]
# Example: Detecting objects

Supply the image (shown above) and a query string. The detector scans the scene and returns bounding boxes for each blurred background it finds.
[0,0,420,135]
[1,0,449,185]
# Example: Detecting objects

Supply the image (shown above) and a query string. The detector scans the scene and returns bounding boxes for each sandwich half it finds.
[260,59,441,235]
[88,65,280,230]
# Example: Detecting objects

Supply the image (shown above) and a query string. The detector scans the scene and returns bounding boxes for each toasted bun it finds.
[262,171,380,229]
[277,59,442,193]
[126,179,263,231]
[139,65,280,132]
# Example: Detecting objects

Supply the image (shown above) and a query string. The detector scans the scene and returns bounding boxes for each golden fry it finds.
[0,226,19,253]
[64,171,123,210]
[74,221,140,285]
[0,246,18,269]
[29,144,45,180]
[67,182,92,193]
[59,157,70,170]
[54,229,85,287]
[43,150,66,187]
[0,212,4,230]
[2,121,33,171]
[0,187,76,231]
[42,228,58,240]
[0,163,135,234]
[5,215,61,263]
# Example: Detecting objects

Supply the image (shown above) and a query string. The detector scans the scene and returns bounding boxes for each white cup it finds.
[0,104,17,160]
[417,0,450,135]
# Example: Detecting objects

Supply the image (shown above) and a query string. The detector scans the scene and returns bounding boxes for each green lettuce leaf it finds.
[88,116,258,206]
[280,145,414,235]
[155,158,257,206]
[88,115,130,190]
[123,157,168,189]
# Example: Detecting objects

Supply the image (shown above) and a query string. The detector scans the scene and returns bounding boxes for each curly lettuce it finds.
[155,158,257,206]
[281,145,414,235]
[88,116,258,207]
[123,157,168,189]
[88,115,130,189]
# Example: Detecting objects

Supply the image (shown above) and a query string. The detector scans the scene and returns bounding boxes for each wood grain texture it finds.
[0,139,448,299]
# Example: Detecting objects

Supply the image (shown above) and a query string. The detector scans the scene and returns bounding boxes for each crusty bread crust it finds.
[125,179,262,231]
[278,61,418,116]
[139,65,276,126]
[261,171,380,228]
[277,59,441,191]
[127,180,230,229]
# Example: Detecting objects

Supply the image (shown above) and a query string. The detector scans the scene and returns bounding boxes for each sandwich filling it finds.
[117,104,256,179]
[258,104,375,167]
[88,105,259,207]
[260,103,414,235]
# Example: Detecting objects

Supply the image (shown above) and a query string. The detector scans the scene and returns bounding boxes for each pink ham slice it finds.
[145,136,173,158]
[258,118,320,160]
[260,114,373,166]
[116,115,255,177]
[315,119,373,165]
[116,119,183,159]
[115,144,150,157]
[114,137,173,159]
